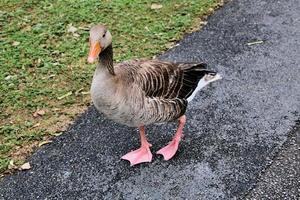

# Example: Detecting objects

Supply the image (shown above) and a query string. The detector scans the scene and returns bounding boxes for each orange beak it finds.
[87,41,101,63]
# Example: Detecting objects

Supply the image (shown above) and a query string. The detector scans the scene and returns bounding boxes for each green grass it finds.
[0,0,223,174]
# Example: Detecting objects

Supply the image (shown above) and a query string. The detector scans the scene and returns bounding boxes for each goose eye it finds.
[102,33,106,38]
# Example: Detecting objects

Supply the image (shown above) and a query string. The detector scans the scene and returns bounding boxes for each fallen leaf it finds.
[52,62,60,66]
[4,75,16,80]
[33,109,46,117]
[165,43,179,49]
[32,112,38,117]
[23,25,32,32]
[12,41,20,46]
[57,91,72,100]
[32,123,40,128]
[51,132,63,136]
[48,74,56,78]
[151,3,163,9]
[208,8,214,13]
[52,108,61,111]
[73,33,80,37]
[165,43,173,49]
[20,162,31,170]
[247,40,264,46]
[42,74,56,80]
[37,110,45,115]
[67,24,77,33]
[8,160,17,170]
[199,21,208,26]
[38,140,52,147]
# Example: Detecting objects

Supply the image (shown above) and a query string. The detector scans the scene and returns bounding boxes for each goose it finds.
[87,24,221,166]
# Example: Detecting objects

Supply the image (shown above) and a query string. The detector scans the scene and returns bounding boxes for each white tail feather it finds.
[187,73,222,102]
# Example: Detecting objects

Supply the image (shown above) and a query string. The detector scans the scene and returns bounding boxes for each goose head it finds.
[87,24,112,63]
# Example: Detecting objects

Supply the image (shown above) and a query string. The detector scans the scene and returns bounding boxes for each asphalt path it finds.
[1,0,299,199]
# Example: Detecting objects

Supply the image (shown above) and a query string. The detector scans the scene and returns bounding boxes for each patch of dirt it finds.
[1,100,89,176]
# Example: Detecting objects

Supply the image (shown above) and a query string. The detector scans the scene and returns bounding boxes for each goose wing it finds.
[117,60,212,122]
[128,60,211,99]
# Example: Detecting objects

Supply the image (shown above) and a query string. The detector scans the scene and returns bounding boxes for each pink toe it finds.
[121,147,152,166]
[157,140,179,160]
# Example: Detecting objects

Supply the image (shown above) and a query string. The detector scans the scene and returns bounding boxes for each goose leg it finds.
[157,115,186,160]
[121,126,152,166]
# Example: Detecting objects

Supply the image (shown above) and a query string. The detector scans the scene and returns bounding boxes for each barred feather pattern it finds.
[102,61,212,126]
[91,41,215,127]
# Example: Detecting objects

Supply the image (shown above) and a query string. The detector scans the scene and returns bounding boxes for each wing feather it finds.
[116,59,214,122]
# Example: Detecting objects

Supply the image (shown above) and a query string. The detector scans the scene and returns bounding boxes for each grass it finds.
[0,0,223,174]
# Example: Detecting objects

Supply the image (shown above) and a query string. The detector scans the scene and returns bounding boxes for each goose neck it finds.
[98,44,115,75]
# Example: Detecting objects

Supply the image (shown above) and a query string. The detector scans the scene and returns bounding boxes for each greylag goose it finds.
[87,24,221,166]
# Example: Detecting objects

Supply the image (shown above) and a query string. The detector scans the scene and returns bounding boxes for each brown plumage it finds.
[87,24,221,165]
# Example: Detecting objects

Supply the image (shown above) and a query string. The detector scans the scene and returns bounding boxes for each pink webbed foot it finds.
[157,139,180,160]
[157,115,186,161]
[121,145,152,166]
[121,126,152,166]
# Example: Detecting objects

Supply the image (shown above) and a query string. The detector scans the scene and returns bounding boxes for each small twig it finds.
[246,40,264,46]
[57,91,72,100]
